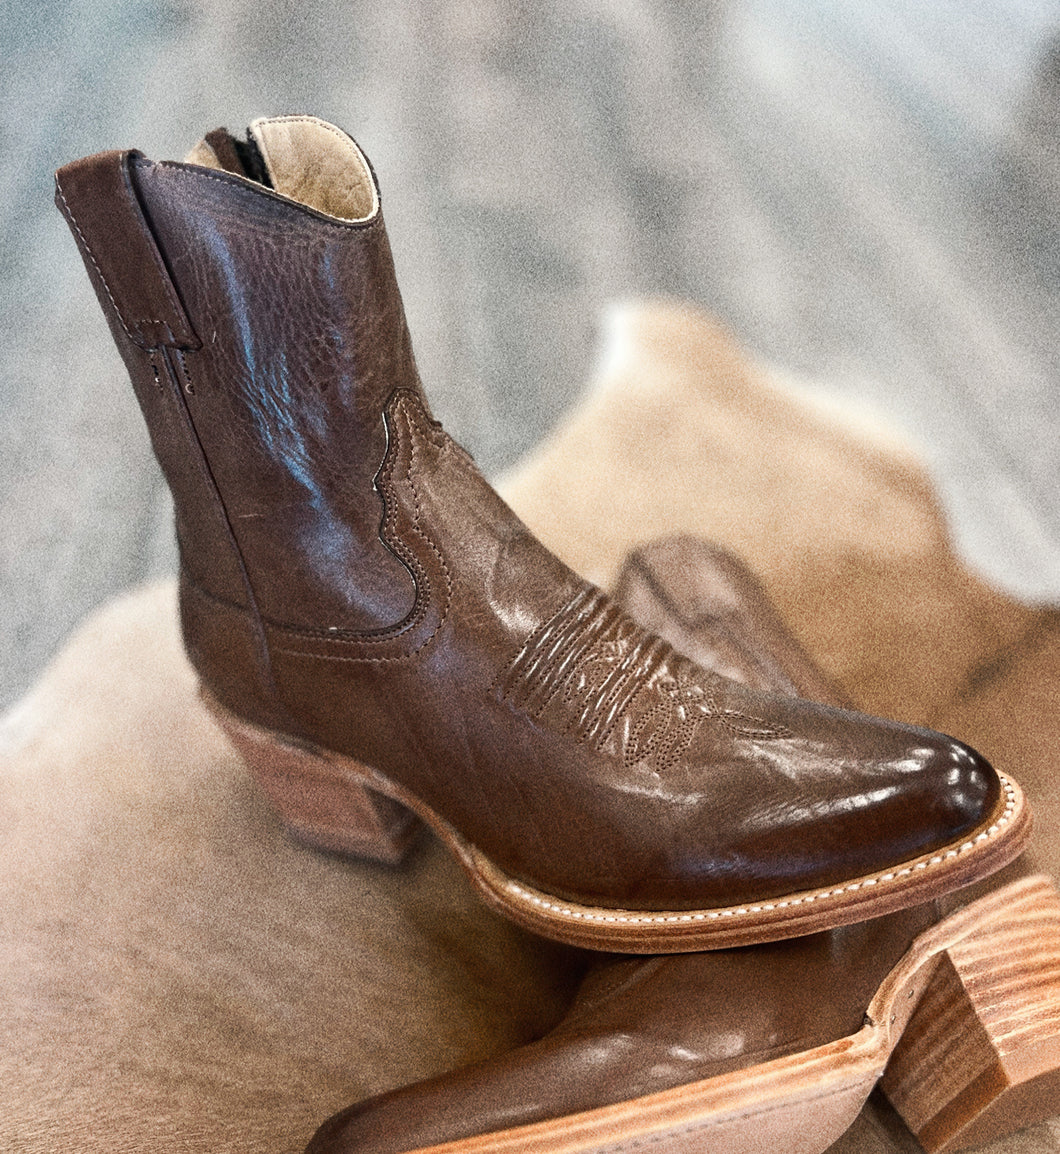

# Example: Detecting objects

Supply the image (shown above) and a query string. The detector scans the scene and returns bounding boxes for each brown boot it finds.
[54,116,1028,951]
[306,537,1060,1154]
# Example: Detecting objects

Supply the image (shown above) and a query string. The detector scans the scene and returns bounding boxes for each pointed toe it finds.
[931,735,1000,833]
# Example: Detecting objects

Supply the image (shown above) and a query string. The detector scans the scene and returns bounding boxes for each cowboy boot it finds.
[53,115,1028,952]
[306,537,1060,1154]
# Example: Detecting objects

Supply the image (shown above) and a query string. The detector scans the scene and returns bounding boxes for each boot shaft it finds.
[55,118,421,633]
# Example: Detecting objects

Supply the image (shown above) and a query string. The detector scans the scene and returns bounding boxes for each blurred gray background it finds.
[2,0,1058,712]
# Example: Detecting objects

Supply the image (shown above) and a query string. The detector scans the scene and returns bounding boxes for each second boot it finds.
[54,115,1029,951]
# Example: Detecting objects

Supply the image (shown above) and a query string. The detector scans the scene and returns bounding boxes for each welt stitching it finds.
[503,776,1019,926]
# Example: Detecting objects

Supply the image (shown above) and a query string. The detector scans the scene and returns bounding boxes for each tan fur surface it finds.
[1,300,1056,1153]
[0,589,576,1152]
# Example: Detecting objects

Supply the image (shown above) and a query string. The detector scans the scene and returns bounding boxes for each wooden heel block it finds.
[881,877,1060,1153]
[207,698,421,866]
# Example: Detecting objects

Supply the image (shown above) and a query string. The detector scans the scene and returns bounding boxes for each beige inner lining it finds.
[248,115,379,222]
[182,138,223,171]
[182,115,379,223]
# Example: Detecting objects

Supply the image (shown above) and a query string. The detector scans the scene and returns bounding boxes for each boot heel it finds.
[206,696,421,865]
[881,876,1060,1153]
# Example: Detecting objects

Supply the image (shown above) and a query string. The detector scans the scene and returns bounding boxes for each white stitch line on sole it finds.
[502,776,1019,925]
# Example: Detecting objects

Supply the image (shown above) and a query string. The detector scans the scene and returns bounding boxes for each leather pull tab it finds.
[55,150,201,350]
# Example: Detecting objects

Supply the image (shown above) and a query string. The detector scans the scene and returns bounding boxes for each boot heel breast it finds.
[204,691,421,866]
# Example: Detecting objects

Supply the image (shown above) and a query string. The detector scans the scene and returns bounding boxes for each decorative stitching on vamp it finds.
[498,590,790,771]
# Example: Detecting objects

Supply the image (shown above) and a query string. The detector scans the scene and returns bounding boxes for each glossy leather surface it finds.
[306,536,940,1153]
[309,910,938,1153]
[54,118,1000,913]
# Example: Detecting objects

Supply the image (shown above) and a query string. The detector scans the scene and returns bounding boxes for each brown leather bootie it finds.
[306,537,1060,1154]
[54,115,1029,952]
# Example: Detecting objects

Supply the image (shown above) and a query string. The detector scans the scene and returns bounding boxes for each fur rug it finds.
[2,301,1057,1152]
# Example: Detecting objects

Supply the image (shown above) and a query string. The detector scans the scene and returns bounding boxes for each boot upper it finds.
[54,116,1004,914]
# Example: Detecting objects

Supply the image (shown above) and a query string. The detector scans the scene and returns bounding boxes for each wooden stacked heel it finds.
[207,693,421,865]
[882,875,1060,1152]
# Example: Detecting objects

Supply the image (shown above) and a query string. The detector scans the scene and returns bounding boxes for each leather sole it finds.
[205,691,1033,953]
[303,875,1060,1154]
